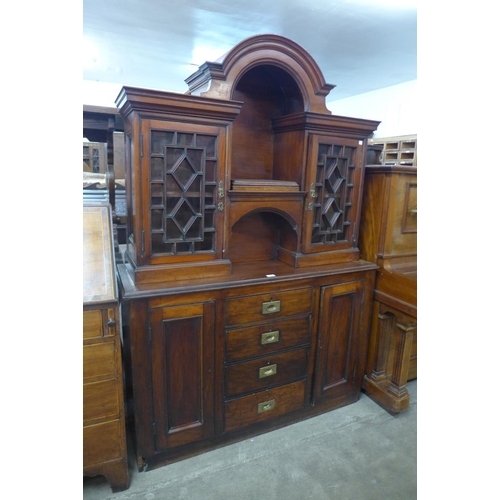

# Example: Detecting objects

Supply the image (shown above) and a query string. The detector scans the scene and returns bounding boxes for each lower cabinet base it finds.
[83,458,130,492]
[137,390,361,472]
[362,293,417,414]
[362,376,410,414]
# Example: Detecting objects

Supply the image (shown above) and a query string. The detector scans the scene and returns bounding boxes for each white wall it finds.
[326,80,417,138]
[83,80,124,107]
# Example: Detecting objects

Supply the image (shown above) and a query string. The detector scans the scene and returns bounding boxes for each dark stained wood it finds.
[225,316,311,362]
[314,281,365,405]
[150,302,216,450]
[115,34,380,472]
[225,347,309,397]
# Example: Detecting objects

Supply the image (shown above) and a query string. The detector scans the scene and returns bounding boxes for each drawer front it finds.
[225,288,313,327]
[225,316,310,362]
[83,310,103,340]
[83,378,120,424]
[83,341,116,381]
[225,380,306,432]
[225,348,308,398]
[83,419,123,466]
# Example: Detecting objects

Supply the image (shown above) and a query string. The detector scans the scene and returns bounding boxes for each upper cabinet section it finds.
[116,35,380,285]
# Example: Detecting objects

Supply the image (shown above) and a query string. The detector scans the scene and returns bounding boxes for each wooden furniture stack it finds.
[359,162,417,413]
[83,204,129,491]
[367,134,417,167]
[115,34,380,471]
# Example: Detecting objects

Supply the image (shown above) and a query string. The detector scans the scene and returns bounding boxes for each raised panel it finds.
[314,281,363,403]
[150,302,215,450]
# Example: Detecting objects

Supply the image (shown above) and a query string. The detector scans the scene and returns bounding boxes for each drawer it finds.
[225,347,308,398]
[83,341,116,381]
[225,316,310,362]
[83,310,103,340]
[225,380,306,432]
[225,288,313,327]
[83,419,123,466]
[83,378,120,424]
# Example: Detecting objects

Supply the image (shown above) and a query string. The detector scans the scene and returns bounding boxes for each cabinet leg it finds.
[363,306,416,413]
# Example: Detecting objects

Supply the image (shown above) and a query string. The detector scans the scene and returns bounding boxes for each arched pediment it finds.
[185,34,335,114]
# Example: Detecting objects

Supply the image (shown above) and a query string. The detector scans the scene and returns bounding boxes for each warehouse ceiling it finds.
[83,0,417,103]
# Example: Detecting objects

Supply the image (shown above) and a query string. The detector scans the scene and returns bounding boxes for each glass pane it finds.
[151,157,164,181]
[176,242,192,253]
[344,147,354,164]
[174,158,195,187]
[204,211,214,229]
[166,174,181,195]
[205,161,216,182]
[165,218,183,240]
[186,176,202,212]
[317,144,329,163]
[151,184,163,206]
[186,148,203,171]
[178,133,194,146]
[196,134,217,157]
[173,200,194,229]
[185,217,202,239]
[195,232,213,251]
[151,131,175,154]
[166,148,185,169]
[151,209,164,230]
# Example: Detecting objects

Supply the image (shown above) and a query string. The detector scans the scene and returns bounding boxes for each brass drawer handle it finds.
[262,300,281,314]
[261,331,280,345]
[259,364,277,379]
[257,399,276,413]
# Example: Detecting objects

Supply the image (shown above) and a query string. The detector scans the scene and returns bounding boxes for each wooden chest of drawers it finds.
[83,205,129,491]
[118,260,376,471]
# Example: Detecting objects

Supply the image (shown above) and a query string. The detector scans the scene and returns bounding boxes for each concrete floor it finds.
[83,380,417,500]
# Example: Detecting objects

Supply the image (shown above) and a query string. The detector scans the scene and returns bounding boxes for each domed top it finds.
[185,34,335,114]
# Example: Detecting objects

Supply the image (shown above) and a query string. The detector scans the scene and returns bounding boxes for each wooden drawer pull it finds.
[259,364,277,379]
[257,399,276,413]
[262,300,281,314]
[261,331,280,345]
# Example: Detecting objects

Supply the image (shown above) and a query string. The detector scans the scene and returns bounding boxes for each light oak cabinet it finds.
[359,165,417,413]
[83,204,129,491]
[116,35,380,471]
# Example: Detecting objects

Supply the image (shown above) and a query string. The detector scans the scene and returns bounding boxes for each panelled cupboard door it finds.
[149,302,215,451]
[141,119,227,266]
[303,135,363,254]
[314,281,364,404]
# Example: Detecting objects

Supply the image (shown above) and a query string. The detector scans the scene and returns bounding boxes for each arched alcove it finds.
[228,209,298,264]
[230,64,304,180]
